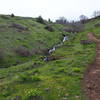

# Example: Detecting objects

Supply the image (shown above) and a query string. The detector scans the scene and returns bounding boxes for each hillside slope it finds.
[0,15,100,100]
[0,15,66,68]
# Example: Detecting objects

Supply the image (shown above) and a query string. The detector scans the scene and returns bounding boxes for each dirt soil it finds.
[84,33,100,100]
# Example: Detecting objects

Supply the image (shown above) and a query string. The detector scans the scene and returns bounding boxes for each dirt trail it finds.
[84,33,100,100]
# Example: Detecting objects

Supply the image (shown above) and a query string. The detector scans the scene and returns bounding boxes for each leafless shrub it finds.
[56,17,68,24]
[15,46,32,57]
[93,11,100,18]
[44,25,54,32]
[80,40,93,44]
[9,23,28,31]
[79,15,88,24]
[55,16,84,32]
[31,48,49,55]
[62,28,80,33]
[44,55,63,61]
[62,22,84,33]
[70,22,84,32]
[94,23,100,27]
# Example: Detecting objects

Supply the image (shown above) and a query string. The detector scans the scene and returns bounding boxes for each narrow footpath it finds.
[84,33,100,100]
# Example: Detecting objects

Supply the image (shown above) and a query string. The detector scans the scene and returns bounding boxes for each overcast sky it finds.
[0,0,100,21]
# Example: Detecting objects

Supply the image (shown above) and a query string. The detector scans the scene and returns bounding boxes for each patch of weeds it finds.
[15,73,41,83]
[44,25,54,32]
[24,89,43,100]
[72,67,81,73]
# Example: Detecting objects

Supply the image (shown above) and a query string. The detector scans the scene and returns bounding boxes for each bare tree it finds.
[56,17,68,24]
[93,11,100,17]
[79,15,88,23]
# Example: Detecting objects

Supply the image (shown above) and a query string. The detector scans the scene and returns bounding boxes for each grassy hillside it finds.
[0,15,100,100]
[0,15,66,68]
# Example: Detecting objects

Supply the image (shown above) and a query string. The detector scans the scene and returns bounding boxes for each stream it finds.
[44,35,69,61]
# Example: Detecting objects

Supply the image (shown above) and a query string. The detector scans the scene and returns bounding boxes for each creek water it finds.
[44,35,69,61]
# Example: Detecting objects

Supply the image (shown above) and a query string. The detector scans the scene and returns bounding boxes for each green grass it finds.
[0,15,66,68]
[0,15,99,100]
